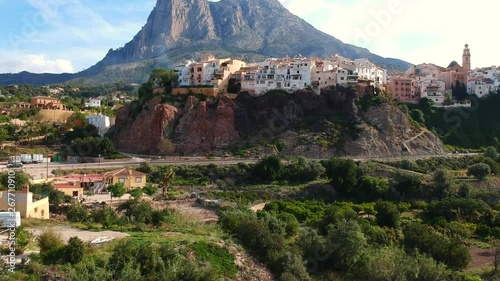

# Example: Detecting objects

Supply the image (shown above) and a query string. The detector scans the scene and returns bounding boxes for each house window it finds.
[118,178,125,183]
[135,177,142,183]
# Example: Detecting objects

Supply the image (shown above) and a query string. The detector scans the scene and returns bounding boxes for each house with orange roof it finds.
[31,96,65,110]
[103,168,147,191]
[53,183,85,198]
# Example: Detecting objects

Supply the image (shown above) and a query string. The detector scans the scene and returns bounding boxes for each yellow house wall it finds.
[27,198,50,220]
[55,187,84,198]
[0,193,49,220]
[112,175,147,192]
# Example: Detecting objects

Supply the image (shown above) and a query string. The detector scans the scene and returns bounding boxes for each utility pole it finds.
[46,156,49,183]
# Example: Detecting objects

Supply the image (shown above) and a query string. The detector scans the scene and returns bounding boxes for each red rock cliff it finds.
[112,95,240,155]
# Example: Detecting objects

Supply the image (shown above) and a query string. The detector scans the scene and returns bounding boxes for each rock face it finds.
[91,0,410,74]
[113,97,178,155]
[174,96,240,153]
[111,89,445,158]
[112,95,240,155]
[344,104,445,157]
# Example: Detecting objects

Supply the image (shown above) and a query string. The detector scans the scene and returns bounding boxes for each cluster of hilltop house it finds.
[175,45,496,108]
[174,54,387,96]
[388,44,500,107]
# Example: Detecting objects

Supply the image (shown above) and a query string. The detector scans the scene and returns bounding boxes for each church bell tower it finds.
[462,44,471,72]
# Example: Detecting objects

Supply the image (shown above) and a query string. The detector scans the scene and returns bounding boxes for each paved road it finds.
[1,157,260,180]
[1,153,477,180]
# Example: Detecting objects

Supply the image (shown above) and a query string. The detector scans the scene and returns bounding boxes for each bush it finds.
[65,237,85,265]
[67,204,90,223]
[403,222,471,270]
[37,229,64,254]
[357,176,391,202]
[37,230,66,265]
[326,220,368,271]
[254,155,284,182]
[284,157,325,183]
[118,199,154,224]
[375,201,401,228]
[90,207,118,228]
[354,246,451,281]
[475,224,491,238]
[393,172,423,199]
[143,183,158,196]
[467,163,492,181]
[14,227,31,255]
[484,146,499,160]
[425,198,490,223]
[323,158,358,196]
[129,188,143,199]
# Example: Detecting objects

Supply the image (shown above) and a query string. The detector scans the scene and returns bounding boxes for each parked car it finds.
[7,162,23,168]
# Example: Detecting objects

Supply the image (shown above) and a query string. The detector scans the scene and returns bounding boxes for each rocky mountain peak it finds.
[0,0,411,85]
[152,0,217,43]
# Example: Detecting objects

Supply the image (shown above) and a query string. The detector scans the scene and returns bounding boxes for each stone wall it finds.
[172,87,220,97]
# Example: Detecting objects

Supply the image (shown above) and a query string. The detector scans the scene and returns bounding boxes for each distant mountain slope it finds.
[0,0,411,85]
[0,72,75,86]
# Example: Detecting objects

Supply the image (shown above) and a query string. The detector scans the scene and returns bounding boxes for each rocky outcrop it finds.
[113,97,178,154]
[112,95,239,155]
[344,104,445,157]
[111,89,445,157]
[174,96,240,153]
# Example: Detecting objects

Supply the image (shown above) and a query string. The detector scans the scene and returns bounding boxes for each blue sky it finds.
[0,0,498,74]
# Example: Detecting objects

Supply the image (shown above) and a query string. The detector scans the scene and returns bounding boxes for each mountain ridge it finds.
[0,0,411,85]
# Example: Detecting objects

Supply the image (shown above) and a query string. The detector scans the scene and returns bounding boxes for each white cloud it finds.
[3,0,498,74]
[0,54,74,73]
[280,0,500,68]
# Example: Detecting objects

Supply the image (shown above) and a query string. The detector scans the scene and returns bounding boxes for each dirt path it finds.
[250,203,267,212]
[28,225,129,243]
[161,200,219,222]
[468,246,496,269]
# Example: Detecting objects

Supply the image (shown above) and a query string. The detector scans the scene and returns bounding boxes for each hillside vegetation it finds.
[3,153,500,280]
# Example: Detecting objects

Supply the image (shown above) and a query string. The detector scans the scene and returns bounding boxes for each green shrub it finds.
[284,157,325,183]
[254,155,284,182]
[467,163,492,181]
[65,237,85,265]
[67,204,90,223]
[375,201,401,228]
[37,229,64,254]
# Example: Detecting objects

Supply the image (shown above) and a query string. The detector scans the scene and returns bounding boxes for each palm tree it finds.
[161,168,175,196]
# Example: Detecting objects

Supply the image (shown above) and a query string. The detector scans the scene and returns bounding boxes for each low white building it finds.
[86,114,112,136]
[240,55,314,96]
[85,97,102,108]
[422,83,447,106]
[467,78,496,98]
